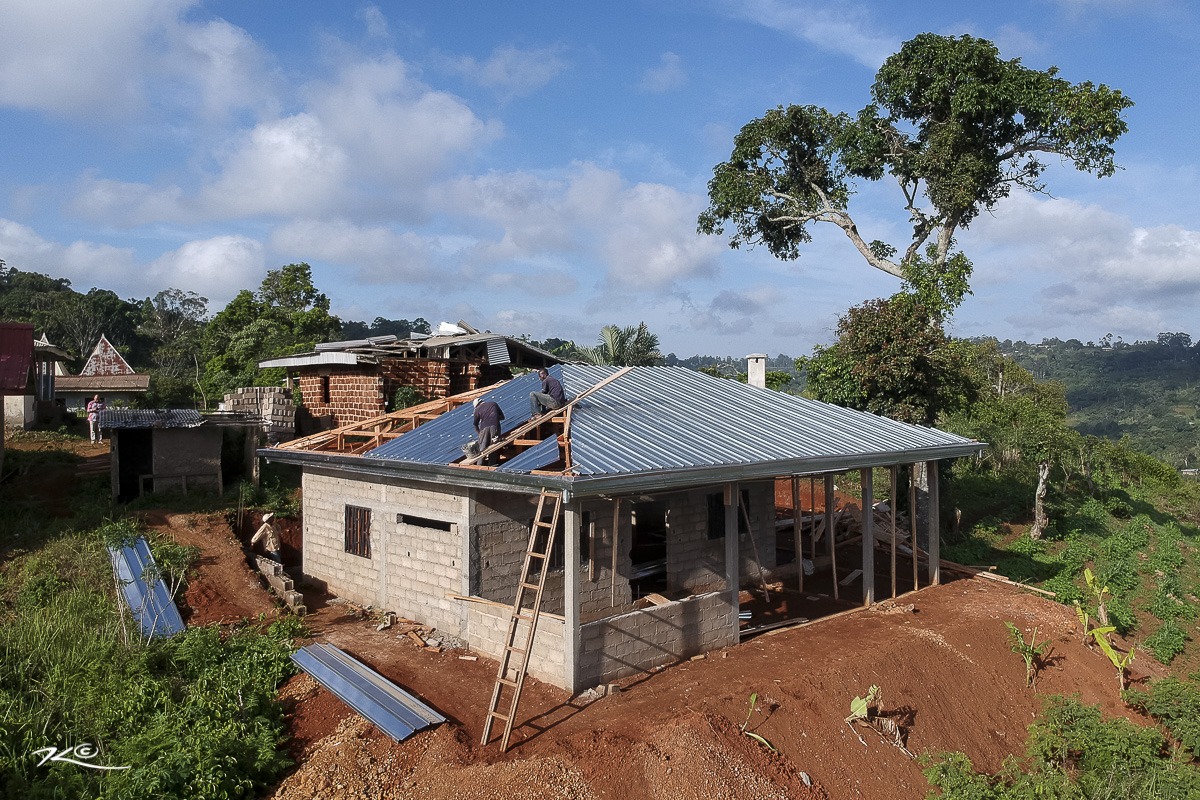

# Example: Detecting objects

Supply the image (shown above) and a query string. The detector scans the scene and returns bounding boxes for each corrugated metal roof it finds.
[257,352,364,369]
[496,435,561,473]
[99,409,204,429]
[56,374,150,392]
[0,323,34,393]
[486,336,511,365]
[291,642,445,742]
[108,537,186,638]
[362,365,982,488]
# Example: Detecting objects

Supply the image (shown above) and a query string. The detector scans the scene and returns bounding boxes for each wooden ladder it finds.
[480,488,563,751]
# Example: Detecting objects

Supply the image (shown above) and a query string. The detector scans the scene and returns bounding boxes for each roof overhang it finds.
[262,440,984,502]
[258,352,366,369]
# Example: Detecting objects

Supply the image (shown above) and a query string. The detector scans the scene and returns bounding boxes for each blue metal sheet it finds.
[108,537,186,638]
[496,435,561,473]
[291,643,445,742]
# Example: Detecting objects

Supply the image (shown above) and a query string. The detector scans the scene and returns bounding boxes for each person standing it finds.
[529,368,565,417]
[86,394,106,443]
[251,512,283,563]
[472,397,505,463]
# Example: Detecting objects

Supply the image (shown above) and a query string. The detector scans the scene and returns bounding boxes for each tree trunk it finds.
[1029,461,1051,539]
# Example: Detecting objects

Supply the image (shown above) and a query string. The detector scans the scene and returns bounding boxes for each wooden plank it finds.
[445,593,565,621]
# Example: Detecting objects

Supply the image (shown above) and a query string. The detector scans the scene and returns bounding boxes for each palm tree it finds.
[576,323,663,366]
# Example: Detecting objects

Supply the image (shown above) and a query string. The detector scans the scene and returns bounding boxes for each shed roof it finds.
[0,323,34,393]
[57,374,151,392]
[98,409,204,429]
[268,365,983,499]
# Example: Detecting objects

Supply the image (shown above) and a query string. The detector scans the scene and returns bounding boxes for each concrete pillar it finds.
[564,502,581,692]
[724,482,740,644]
[861,468,874,606]
[746,354,767,388]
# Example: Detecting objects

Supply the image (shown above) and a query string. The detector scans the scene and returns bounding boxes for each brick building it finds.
[258,326,559,434]
[266,365,982,693]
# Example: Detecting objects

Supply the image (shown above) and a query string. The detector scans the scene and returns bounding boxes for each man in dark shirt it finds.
[472,397,505,464]
[529,368,565,417]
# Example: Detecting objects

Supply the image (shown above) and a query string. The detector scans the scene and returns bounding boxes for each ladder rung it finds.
[488,710,510,721]
[534,520,554,529]
[497,677,518,688]
[520,582,540,591]
[528,551,548,559]
[513,612,535,622]
[506,645,526,654]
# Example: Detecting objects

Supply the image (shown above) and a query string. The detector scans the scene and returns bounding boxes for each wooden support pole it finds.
[928,461,941,586]
[791,476,802,593]
[890,466,898,599]
[809,476,817,560]
[724,482,740,644]
[588,514,596,583]
[825,474,838,601]
[610,497,621,606]
[909,465,919,592]
[861,468,874,606]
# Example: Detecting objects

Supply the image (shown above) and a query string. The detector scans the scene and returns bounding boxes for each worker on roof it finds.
[472,397,505,465]
[251,512,283,563]
[529,367,565,418]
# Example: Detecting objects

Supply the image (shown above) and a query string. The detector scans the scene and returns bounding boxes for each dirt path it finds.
[147,510,1161,800]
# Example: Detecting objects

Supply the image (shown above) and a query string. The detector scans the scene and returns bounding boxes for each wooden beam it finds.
[861,468,874,606]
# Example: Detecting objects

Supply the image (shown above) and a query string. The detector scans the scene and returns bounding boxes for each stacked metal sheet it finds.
[108,537,186,638]
[291,642,446,742]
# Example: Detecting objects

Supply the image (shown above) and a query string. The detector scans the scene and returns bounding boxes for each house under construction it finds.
[266,363,981,730]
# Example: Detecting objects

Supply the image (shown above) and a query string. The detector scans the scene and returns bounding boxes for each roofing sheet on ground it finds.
[108,537,185,638]
[365,365,977,478]
[291,642,445,742]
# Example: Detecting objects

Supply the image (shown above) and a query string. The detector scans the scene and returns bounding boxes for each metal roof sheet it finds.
[486,336,511,365]
[0,323,34,393]
[496,435,561,473]
[291,642,444,742]
[108,537,186,638]
[99,409,204,429]
[56,374,150,392]
[257,352,364,369]
[362,365,981,484]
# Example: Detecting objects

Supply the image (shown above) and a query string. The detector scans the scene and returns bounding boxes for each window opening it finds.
[345,505,371,558]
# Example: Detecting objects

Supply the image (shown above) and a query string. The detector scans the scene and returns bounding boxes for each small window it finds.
[345,505,371,558]
[398,513,452,531]
[321,375,331,404]
[707,491,750,539]
[540,510,590,571]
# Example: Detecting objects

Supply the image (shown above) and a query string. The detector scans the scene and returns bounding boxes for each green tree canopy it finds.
[698,33,1132,309]
[796,293,975,426]
[577,323,664,367]
[200,263,340,403]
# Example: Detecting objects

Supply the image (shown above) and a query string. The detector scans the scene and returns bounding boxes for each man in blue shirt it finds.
[529,368,565,418]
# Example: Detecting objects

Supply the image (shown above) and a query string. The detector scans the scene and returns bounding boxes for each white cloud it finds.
[269,219,448,285]
[721,0,895,68]
[357,5,390,39]
[0,218,139,296]
[147,235,265,306]
[71,176,189,227]
[435,163,723,291]
[969,193,1200,338]
[639,52,687,93]
[163,17,280,121]
[448,45,569,99]
[201,114,350,217]
[303,54,503,187]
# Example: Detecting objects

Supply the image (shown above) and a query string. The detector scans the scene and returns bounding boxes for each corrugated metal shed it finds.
[108,537,186,638]
[99,409,204,429]
[0,323,34,393]
[291,642,445,742]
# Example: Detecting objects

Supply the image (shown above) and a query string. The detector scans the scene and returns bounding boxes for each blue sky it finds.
[1,1,1197,357]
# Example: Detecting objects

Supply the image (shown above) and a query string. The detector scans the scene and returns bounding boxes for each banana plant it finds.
[1090,626,1136,690]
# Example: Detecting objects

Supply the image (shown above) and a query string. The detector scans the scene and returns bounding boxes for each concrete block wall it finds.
[578,592,735,686]
[665,482,776,593]
[296,368,385,428]
[222,386,295,439]
[469,492,634,619]
[466,604,567,688]
[302,468,469,634]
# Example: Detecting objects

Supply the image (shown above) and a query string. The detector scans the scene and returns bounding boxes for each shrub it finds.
[1124,678,1200,759]
[1146,620,1189,665]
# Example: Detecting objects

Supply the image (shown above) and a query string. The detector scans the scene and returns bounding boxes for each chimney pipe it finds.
[746,353,767,388]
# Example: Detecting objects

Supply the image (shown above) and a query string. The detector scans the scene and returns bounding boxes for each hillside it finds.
[998,335,1200,469]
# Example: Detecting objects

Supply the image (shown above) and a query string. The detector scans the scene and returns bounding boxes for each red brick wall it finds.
[296,368,385,428]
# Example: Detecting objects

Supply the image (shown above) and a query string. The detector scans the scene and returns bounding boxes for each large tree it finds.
[698,33,1132,306]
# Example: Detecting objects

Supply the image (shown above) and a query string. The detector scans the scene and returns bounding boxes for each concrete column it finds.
[746,354,767,388]
[563,501,581,692]
[724,482,740,644]
[860,468,874,606]
[927,461,940,586]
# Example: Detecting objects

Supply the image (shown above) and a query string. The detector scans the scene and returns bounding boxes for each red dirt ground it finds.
[134,508,1162,800]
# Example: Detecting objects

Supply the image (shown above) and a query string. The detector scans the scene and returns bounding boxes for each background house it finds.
[258,323,560,434]
[0,323,34,476]
[3,330,70,433]
[56,334,149,410]
[265,365,982,692]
